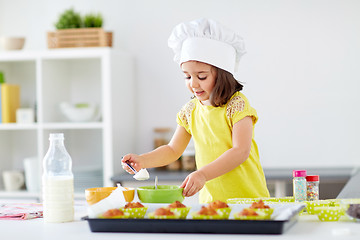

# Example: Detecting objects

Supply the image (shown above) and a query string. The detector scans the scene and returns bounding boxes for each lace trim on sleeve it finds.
[226,96,245,119]
[179,101,195,126]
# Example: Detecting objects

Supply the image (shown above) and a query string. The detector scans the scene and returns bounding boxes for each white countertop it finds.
[1,215,359,240]
[1,202,359,240]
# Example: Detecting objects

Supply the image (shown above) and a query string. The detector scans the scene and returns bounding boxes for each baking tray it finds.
[83,203,304,235]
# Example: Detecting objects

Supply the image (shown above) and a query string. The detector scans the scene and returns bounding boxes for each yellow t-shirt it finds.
[177,91,270,203]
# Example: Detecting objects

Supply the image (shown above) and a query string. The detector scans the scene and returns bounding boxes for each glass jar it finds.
[181,139,196,171]
[153,128,172,149]
[306,175,320,201]
[182,152,196,171]
[293,170,307,202]
[153,128,182,171]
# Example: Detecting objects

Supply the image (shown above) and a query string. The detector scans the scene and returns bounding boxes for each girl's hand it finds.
[180,170,207,197]
[121,154,144,174]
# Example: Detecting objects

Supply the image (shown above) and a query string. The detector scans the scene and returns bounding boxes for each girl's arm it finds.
[122,125,191,172]
[181,116,253,197]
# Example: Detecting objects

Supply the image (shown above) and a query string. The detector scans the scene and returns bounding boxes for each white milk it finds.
[42,176,74,223]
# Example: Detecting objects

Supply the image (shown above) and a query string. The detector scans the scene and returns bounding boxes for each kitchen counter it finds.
[111,167,356,198]
[1,205,359,240]
[112,167,355,182]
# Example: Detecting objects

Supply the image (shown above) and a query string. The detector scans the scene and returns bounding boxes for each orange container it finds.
[85,187,135,205]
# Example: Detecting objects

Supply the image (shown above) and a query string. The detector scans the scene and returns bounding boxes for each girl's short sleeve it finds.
[226,95,258,126]
[176,101,195,134]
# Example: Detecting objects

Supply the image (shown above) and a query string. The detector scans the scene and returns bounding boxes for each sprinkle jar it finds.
[306,175,320,201]
[293,170,307,202]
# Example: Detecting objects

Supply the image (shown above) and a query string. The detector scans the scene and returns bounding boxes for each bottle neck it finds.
[49,139,65,147]
[43,135,72,177]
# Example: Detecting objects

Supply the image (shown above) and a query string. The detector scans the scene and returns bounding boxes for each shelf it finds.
[0,122,103,130]
[0,123,38,130]
[0,52,38,61]
[42,122,104,129]
[0,48,112,61]
[42,47,112,59]
[0,48,135,194]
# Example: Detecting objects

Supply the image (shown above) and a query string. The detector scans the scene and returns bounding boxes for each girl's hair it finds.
[210,67,243,107]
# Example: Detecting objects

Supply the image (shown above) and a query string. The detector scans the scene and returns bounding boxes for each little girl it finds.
[122,18,270,203]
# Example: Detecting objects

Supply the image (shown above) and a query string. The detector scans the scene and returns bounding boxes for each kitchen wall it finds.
[1,0,360,169]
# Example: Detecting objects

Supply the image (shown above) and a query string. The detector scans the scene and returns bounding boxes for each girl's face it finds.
[181,61,217,105]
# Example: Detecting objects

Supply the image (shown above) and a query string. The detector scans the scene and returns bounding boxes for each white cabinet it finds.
[0,48,135,197]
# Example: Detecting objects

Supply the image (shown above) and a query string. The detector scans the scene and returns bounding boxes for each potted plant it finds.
[83,13,103,28]
[54,8,82,29]
[47,8,112,48]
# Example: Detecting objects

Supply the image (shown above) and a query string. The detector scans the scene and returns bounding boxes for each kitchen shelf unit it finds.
[0,48,135,198]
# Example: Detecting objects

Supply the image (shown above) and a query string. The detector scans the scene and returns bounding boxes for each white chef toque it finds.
[168,18,246,76]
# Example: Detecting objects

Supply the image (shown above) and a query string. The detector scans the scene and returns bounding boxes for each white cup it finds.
[2,170,25,191]
[23,157,40,192]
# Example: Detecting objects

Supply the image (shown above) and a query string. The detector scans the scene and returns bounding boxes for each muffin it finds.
[168,201,191,219]
[208,200,229,209]
[168,200,187,208]
[208,200,231,219]
[148,207,180,219]
[234,208,269,220]
[124,201,145,208]
[250,200,270,209]
[191,206,224,220]
[249,200,274,217]
[122,201,148,218]
[100,208,130,219]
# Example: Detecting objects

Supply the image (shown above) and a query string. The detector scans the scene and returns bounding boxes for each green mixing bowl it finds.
[137,185,184,203]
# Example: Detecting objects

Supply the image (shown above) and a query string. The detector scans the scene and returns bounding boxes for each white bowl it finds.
[0,37,25,50]
[60,102,98,122]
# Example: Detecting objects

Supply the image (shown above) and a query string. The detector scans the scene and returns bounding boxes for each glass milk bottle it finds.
[42,133,74,223]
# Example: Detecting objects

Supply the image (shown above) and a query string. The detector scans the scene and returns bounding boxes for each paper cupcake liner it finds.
[305,200,340,214]
[263,197,294,203]
[169,207,191,219]
[251,208,274,217]
[121,207,148,219]
[227,198,264,204]
[233,210,270,220]
[227,197,294,204]
[340,199,360,221]
[314,206,344,222]
[215,207,232,219]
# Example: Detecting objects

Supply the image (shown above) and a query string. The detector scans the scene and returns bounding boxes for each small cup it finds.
[2,170,25,191]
